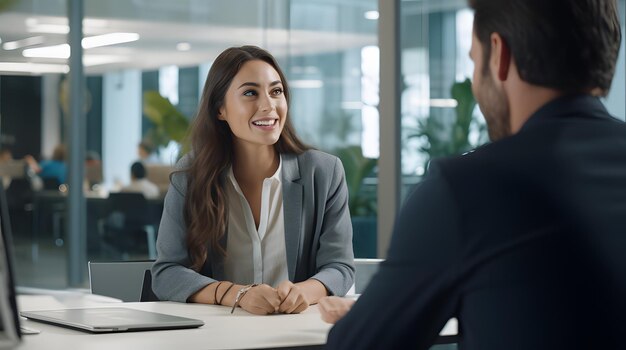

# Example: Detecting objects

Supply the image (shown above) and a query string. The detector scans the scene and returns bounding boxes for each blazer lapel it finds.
[281,153,302,281]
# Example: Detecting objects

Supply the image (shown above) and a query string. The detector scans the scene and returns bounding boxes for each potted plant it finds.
[142,91,190,159]
[407,78,487,169]
[334,145,377,258]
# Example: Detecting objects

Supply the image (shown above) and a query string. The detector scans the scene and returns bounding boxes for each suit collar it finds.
[280,152,303,281]
[280,152,301,182]
[521,94,615,132]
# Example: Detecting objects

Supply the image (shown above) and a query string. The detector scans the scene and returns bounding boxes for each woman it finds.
[152,46,354,315]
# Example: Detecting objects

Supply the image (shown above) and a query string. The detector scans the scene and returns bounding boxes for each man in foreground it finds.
[325,0,625,348]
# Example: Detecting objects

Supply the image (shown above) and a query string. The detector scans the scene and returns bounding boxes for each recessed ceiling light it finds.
[364,11,379,20]
[22,33,140,59]
[290,79,324,89]
[2,36,45,51]
[0,62,69,74]
[25,18,69,34]
[84,55,128,66]
[82,33,140,49]
[176,42,191,51]
[23,44,70,59]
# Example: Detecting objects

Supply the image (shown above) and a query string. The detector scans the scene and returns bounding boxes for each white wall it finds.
[102,70,141,190]
[41,74,61,158]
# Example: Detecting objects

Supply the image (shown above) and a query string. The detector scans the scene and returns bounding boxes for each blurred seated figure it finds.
[137,141,160,164]
[0,146,12,163]
[143,163,174,195]
[25,144,66,189]
[121,162,159,199]
[84,150,103,190]
[0,146,15,189]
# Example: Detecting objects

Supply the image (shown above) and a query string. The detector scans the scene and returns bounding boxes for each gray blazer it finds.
[152,150,355,302]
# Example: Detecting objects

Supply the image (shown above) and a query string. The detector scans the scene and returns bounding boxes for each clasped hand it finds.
[239,281,309,315]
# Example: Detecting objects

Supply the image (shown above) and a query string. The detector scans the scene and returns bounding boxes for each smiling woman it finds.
[151,46,355,316]
[217,59,288,152]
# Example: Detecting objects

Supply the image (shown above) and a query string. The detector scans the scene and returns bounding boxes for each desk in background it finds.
[30,191,164,261]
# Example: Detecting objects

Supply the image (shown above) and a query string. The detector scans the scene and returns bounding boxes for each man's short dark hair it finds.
[469,0,622,96]
[131,161,146,179]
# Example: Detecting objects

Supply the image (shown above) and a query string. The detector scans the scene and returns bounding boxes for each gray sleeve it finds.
[310,156,355,296]
[151,170,216,302]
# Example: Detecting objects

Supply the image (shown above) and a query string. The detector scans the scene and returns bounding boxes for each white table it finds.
[16,292,457,349]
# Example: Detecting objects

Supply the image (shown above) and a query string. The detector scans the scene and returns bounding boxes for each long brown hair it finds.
[185,46,309,271]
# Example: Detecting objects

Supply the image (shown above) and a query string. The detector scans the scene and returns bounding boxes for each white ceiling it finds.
[0,0,378,75]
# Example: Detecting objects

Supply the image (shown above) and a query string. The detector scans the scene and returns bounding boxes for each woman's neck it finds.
[232,142,279,185]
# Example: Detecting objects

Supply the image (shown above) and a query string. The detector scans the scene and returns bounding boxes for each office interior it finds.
[0,0,624,299]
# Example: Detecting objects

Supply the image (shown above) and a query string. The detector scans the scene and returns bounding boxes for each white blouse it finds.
[223,157,289,287]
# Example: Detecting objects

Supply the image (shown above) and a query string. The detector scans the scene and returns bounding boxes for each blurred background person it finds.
[24,144,67,189]
[120,161,159,199]
[137,141,160,164]
[0,145,14,189]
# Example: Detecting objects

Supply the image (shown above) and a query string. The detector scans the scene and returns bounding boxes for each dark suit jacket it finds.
[326,94,626,349]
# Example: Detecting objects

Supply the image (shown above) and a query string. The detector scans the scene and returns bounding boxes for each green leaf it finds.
[142,90,191,154]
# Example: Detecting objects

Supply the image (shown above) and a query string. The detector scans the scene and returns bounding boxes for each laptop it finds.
[20,307,204,333]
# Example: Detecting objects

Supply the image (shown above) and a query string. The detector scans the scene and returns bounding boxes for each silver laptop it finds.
[20,307,204,333]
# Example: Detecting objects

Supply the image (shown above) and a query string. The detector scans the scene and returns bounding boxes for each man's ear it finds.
[490,32,511,82]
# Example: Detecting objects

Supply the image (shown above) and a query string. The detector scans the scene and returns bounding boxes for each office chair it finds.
[41,177,61,191]
[99,192,157,260]
[140,269,159,302]
[5,178,34,238]
[89,260,158,302]
[351,258,383,294]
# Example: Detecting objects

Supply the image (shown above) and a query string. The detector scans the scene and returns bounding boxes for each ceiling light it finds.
[84,55,127,66]
[23,44,70,59]
[82,33,140,49]
[176,42,191,51]
[290,79,324,89]
[429,99,458,108]
[25,18,69,34]
[364,11,379,20]
[2,36,45,51]
[0,62,69,74]
[84,18,110,28]
[22,33,139,59]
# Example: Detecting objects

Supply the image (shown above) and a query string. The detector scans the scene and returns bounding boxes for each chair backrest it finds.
[41,177,61,190]
[140,269,159,302]
[5,178,33,208]
[144,164,174,195]
[354,258,383,294]
[106,192,149,225]
[88,260,154,302]
[0,160,26,178]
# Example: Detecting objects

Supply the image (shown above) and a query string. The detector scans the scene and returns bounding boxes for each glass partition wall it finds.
[2,0,622,290]
[399,0,625,200]
[0,0,378,288]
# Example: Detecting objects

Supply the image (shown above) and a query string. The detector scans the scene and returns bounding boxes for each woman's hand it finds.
[318,296,355,324]
[276,280,309,314]
[238,284,281,315]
